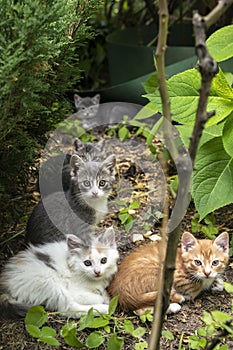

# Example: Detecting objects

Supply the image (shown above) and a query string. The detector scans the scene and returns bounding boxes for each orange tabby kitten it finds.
[108,231,229,313]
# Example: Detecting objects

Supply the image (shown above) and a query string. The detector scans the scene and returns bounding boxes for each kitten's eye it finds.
[212,259,219,266]
[83,180,91,187]
[101,257,107,264]
[194,259,202,266]
[99,180,106,187]
[84,260,92,266]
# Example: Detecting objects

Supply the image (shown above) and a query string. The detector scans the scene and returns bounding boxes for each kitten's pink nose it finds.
[92,191,98,197]
[204,271,211,277]
[94,270,100,277]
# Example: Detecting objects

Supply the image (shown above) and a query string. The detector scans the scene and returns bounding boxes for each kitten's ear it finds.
[67,234,86,250]
[92,94,100,104]
[98,227,116,247]
[70,154,84,171]
[214,232,229,254]
[74,94,82,109]
[181,232,197,253]
[102,154,116,174]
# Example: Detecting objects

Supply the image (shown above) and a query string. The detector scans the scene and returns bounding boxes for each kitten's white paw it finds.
[168,303,181,314]
[211,278,224,292]
[93,304,109,315]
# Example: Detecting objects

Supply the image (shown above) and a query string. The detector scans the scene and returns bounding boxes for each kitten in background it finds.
[73,94,146,130]
[0,227,119,319]
[40,138,105,196]
[108,231,229,314]
[26,153,116,245]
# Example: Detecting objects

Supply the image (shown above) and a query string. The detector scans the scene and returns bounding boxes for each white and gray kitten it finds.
[26,154,116,245]
[0,227,119,319]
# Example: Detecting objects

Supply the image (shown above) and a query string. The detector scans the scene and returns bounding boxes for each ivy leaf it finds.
[25,305,48,328]
[85,331,105,348]
[107,333,124,350]
[39,326,60,346]
[61,321,83,348]
[192,137,233,220]
[207,25,233,62]
[108,296,118,316]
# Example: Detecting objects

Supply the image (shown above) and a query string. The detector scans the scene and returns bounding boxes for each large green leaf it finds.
[145,68,233,125]
[192,137,233,220]
[207,25,233,62]
[222,113,233,157]
[176,122,224,148]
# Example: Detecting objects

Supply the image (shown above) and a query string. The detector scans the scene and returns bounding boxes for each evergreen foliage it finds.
[0,0,101,226]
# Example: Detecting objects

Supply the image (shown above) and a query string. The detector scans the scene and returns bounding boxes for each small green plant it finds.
[191,213,219,239]
[25,296,151,349]
[187,283,233,349]
[118,200,141,232]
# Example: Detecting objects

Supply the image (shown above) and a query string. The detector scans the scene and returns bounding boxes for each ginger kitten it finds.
[108,231,229,313]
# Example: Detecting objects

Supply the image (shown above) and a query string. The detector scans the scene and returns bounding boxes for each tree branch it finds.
[148,1,233,349]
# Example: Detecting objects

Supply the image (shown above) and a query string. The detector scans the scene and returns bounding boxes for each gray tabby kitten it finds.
[73,94,144,130]
[26,154,116,245]
[40,138,105,195]
[0,227,119,319]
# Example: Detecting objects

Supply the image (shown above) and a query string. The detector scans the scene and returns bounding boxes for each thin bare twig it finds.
[148,1,233,349]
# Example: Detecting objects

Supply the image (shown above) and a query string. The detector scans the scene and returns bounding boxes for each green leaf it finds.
[202,311,214,325]
[211,310,232,324]
[85,331,105,348]
[145,68,233,126]
[123,319,134,334]
[129,201,140,209]
[78,308,94,331]
[146,117,163,146]
[176,122,224,149]
[108,296,119,316]
[61,321,83,348]
[87,317,109,329]
[143,73,159,94]
[207,25,233,62]
[25,305,48,327]
[40,326,57,338]
[224,282,233,294]
[132,327,146,338]
[118,125,130,141]
[133,102,158,120]
[39,335,60,346]
[124,219,134,232]
[223,113,233,157]
[107,333,124,350]
[192,137,233,220]
[162,330,174,340]
[25,324,41,338]
[135,341,148,350]
[118,213,131,225]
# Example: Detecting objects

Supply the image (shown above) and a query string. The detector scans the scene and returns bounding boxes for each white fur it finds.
[2,228,119,318]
